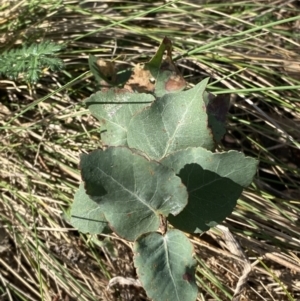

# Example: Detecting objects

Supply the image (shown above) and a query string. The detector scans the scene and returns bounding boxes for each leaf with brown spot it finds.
[124,37,186,96]
[149,37,186,96]
[155,55,186,96]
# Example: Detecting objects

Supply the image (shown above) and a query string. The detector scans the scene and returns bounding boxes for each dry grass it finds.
[0,0,300,300]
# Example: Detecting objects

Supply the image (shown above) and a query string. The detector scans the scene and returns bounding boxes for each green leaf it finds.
[86,89,154,146]
[161,147,258,233]
[70,183,109,234]
[127,78,214,160]
[203,92,230,142]
[146,36,171,74]
[0,41,64,84]
[80,147,188,241]
[134,230,198,301]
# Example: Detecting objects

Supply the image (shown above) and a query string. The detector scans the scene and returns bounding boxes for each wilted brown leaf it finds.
[124,64,155,93]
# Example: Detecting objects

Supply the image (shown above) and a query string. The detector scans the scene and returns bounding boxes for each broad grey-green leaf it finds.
[70,183,109,234]
[86,89,154,146]
[80,147,188,241]
[161,147,258,233]
[127,78,214,160]
[134,230,197,301]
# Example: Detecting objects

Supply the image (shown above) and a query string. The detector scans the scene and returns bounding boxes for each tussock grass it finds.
[0,0,300,300]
